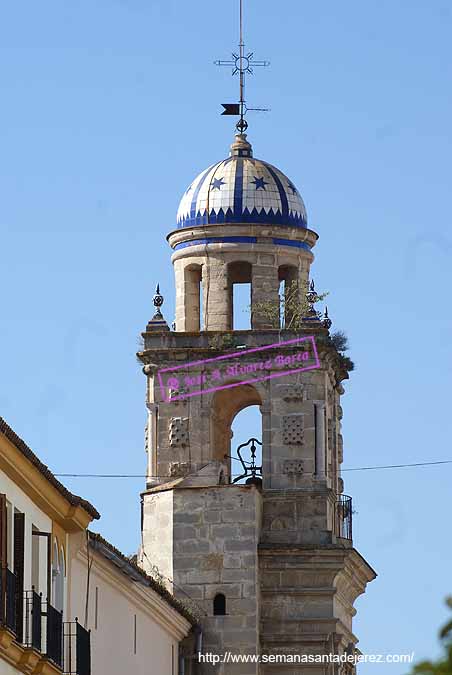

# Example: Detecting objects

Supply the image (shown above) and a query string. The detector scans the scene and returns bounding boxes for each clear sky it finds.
[1,1,451,672]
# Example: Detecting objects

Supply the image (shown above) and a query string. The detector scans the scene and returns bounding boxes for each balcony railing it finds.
[0,566,17,634]
[64,620,91,675]
[24,589,43,651]
[334,494,353,540]
[1,572,91,675]
[45,601,64,668]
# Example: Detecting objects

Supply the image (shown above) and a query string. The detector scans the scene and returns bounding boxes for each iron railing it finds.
[1,575,90,674]
[232,437,262,485]
[334,495,353,540]
[45,601,63,668]
[64,620,91,675]
[24,589,43,651]
[0,567,17,634]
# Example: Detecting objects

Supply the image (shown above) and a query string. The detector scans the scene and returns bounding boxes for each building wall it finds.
[0,468,51,596]
[69,536,188,675]
[142,485,262,675]
[0,661,21,675]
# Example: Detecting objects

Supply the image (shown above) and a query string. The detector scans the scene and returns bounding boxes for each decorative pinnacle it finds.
[152,284,164,318]
[322,306,332,330]
[306,279,319,308]
[145,283,170,333]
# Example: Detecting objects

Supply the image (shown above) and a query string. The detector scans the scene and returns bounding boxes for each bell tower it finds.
[138,3,375,671]
[138,131,375,673]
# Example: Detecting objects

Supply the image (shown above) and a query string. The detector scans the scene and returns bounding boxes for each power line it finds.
[54,458,452,479]
[341,459,452,472]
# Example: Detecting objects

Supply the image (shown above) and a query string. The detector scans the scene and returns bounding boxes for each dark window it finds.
[14,512,25,642]
[0,494,6,569]
[213,593,226,616]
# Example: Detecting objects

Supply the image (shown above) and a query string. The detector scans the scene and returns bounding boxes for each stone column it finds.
[251,262,280,329]
[260,401,272,489]
[315,401,326,479]
[146,403,158,484]
[204,259,231,330]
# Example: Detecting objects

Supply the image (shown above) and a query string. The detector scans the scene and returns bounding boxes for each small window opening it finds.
[213,593,226,615]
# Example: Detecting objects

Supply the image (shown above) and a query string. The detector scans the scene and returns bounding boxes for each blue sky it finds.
[1,1,451,672]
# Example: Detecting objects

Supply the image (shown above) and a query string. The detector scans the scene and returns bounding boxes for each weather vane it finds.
[215,0,270,133]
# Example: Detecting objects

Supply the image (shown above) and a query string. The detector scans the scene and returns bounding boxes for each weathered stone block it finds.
[224,539,256,552]
[209,524,240,539]
[221,568,255,583]
[204,584,242,599]
[223,555,241,569]
[201,553,224,571]
[187,569,221,584]
[221,509,256,523]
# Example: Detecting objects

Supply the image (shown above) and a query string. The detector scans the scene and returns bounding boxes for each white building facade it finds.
[0,417,195,675]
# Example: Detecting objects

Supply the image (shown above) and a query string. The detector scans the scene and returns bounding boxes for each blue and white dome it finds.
[176,135,308,230]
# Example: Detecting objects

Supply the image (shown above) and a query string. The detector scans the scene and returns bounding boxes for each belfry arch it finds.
[210,382,263,472]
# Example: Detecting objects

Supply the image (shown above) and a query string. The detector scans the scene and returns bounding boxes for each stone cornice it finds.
[0,627,62,675]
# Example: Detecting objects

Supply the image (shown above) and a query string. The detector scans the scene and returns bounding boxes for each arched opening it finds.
[52,539,64,612]
[213,593,226,616]
[211,383,263,479]
[279,265,299,329]
[228,261,252,330]
[59,546,66,616]
[231,405,262,483]
[184,264,202,331]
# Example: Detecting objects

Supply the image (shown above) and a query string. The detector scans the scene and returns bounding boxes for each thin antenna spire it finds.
[215,0,269,133]
[239,0,245,128]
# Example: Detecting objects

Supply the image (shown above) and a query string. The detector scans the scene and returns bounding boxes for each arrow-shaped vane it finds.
[221,103,241,116]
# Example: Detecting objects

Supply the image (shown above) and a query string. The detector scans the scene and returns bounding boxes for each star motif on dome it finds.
[211,177,226,191]
[287,181,298,195]
[251,176,268,190]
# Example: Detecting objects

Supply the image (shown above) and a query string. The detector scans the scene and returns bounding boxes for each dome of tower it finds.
[176,134,308,230]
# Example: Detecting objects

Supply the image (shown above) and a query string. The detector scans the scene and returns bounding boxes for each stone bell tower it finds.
[138,132,375,674]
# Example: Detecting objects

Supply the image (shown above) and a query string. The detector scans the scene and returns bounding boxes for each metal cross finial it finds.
[152,284,164,318]
[215,0,269,133]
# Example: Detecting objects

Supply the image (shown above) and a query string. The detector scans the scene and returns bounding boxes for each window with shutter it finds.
[0,494,6,624]
[0,494,6,568]
[14,512,25,642]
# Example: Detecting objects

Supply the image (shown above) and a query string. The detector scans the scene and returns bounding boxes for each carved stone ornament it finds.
[283,459,304,475]
[169,462,190,477]
[282,384,305,402]
[168,417,189,447]
[282,415,304,445]
[144,423,149,454]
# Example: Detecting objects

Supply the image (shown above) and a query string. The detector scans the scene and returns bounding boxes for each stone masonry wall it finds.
[173,485,262,675]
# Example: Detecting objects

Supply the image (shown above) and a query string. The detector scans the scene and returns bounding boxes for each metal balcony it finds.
[24,588,42,651]
[0,566,17,634]
[334,494,353,540]
[64,620,91,675]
